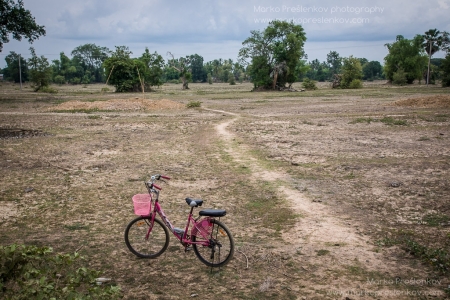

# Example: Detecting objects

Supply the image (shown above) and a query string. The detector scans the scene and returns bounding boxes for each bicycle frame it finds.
[146,193,211,248]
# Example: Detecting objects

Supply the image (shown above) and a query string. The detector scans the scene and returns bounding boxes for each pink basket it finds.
[132,194,151,215]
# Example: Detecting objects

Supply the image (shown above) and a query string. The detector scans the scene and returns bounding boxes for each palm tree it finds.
[422,29,448,85]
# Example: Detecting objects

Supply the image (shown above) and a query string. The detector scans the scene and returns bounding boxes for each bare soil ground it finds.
[1,81,449,299]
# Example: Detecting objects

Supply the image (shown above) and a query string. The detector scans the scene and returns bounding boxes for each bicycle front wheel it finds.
[192,219,234,267]
[124,216,169,258]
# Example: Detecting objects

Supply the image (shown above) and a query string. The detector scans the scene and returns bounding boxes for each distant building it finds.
[0,74,3,81]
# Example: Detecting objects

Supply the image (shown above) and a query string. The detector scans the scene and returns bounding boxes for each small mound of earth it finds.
[49,98,185,111]
[393,95,450,108]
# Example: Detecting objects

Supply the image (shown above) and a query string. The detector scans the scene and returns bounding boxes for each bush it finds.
[207,73,213,84]
[69,77,81,85]
[340,56,363,89]
[228,75,236,85]
[38,86,58,94]
[349,79,363,89]
[392,68,407,85]
[53,75,65,85]
[0,244,121,299]
[186,101,201,108]
[301,78,317,90]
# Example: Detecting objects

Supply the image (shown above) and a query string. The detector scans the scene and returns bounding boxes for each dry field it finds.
[1,81,449,299]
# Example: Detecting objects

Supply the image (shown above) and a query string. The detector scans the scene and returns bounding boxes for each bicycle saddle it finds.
[185,198,203,207]
[199,209,226,217]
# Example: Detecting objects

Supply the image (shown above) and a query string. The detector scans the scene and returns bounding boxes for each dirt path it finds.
[209,109,443,298]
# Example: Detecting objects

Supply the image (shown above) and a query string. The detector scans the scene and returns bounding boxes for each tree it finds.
[232,62,244,82]
[0,0,46,52]
[294,59,310,81]
[239,20,306,89]
[139,48,164,88]
[384,35,427,84]
[441,42,450,87]
[71,44,111,82]
[4,51,27,82]
[441,53,450,87]
[51,52,78,84]
[167,52,191,89]
[28,47,52,91]
[338,55,363,89]
[326,51,342,77]
[217,59,232,83]
[189,54,206,82]
[362,61,383,80]
[421,29,450,85]
[246,55,272,88]
[358,58,369,66]
[103,46,164,92]
[306,59,329,82]
[211,59,221,81]
[103,46,140,92]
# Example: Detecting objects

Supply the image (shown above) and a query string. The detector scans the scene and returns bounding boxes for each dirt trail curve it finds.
[208,108,438,298]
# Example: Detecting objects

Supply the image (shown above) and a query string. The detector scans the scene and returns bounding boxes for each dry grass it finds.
[1,81,450,299]
[48,98,185,111]
[393,94,450,108]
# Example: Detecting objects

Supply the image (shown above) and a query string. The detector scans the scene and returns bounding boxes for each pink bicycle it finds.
[124,174,234,267]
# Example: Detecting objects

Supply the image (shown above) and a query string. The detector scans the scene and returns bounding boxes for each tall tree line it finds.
[1,30,449,91]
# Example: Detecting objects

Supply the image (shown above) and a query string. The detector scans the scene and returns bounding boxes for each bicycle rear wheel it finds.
[192,219,234,267]
[125,216,169,258]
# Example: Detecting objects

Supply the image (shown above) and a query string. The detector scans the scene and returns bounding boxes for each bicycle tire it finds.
[124,216,169,258]
[192,219,234,267]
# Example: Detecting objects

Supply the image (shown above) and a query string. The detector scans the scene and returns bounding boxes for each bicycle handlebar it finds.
[147,174,170,191]
[150,174,171,181]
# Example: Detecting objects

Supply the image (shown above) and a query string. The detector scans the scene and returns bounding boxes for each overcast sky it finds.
[1,0,449,67]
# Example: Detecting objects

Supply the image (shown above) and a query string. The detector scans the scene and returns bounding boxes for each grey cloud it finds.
[1,0,449,66]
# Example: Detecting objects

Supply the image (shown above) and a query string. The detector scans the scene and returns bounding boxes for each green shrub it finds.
[301,78,317,90]
[340,56,363,89]
[380,116,407,126]
[38,86,58,94]
[228,75,236,85]
[349,79,363,89]
[69,77,81,85]
[186,101,201,108]
[0,244,121,299]
[392,68,407,85]
[53,75,66,85]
